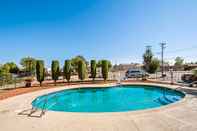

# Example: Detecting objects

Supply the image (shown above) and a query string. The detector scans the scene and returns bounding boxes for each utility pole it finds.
[160,43,166,77]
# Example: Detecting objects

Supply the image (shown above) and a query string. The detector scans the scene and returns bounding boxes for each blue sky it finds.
[0,0,197,67]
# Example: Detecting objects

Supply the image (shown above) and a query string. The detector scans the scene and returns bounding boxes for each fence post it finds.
[14,77,16,88]
[170,69,173,85]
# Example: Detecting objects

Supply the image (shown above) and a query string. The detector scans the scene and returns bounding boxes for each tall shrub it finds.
[78,60,86,81]
[36,60,45,86]
[101,60,109,81]
[51,60,60,85]
[63,60,72,82]
[90,60,97,81]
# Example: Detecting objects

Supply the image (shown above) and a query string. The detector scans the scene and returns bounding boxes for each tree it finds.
[148,58,160,73]
[36,60,45,86]
[0,64,12,83]
[0,64,11,75]
[71,55,88,73]
[20,57,36,75]
[108,61,112,69]
[101,60,109,81]
[3,62,19,74]
[143,47,153,72]
[63,60,72,82]
[51,60,60,85]
[97,60,112,69]
[78,60,86,81]
[90,60,97,80]
[174,57,184,66]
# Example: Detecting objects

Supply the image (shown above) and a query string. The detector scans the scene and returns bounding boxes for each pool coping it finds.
[32,83,187,116]
[0,82,197,131]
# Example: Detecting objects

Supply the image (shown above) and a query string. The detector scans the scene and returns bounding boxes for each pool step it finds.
[157,96,180,105]
[158,97,171,105]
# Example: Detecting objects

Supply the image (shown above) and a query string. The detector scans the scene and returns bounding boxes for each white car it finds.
[125,69,148,78]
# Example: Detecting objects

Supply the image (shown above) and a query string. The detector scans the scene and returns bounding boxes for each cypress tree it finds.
[51,60,60,85]
[90,60,97,81]
[36,60,45,86]
[63,60,72,82]
[78,60,86,81]
[101,60,109,81]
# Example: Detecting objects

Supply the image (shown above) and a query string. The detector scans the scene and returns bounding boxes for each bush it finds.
[101,60,109,81]
[78,60,86,81]
[36,60,45,86]
[63,60,72,82]
[90,60,97,80]
[51,60,60,85]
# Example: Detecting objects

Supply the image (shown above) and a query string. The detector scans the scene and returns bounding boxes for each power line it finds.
[164,54,197,61]
[156,45,197,55]
[166,46,197,54]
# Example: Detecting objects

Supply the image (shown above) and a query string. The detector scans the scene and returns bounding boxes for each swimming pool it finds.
[32,85,184,112]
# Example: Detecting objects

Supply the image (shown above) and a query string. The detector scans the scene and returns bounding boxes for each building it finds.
[184,64,197,71]
[112,63,143,72]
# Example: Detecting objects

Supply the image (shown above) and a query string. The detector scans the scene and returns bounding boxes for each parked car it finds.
[125,68,149,78]
[189,81,197,87]
[181,74,197,83]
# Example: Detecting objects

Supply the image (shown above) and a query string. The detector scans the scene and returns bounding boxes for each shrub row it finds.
[35,59,110,86]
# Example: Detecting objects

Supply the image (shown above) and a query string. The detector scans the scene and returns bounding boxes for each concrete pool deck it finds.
[0,83,197,131]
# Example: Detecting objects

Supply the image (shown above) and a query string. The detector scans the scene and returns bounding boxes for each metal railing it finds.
[31,93,60,117]
[150,71,192,82]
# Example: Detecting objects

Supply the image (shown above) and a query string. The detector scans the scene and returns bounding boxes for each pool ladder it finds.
[31,94,59,117]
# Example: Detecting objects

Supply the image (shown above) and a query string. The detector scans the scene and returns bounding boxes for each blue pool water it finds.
[32,85,184,112]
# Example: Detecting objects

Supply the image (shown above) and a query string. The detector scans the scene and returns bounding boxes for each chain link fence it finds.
[109,70,193,84]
